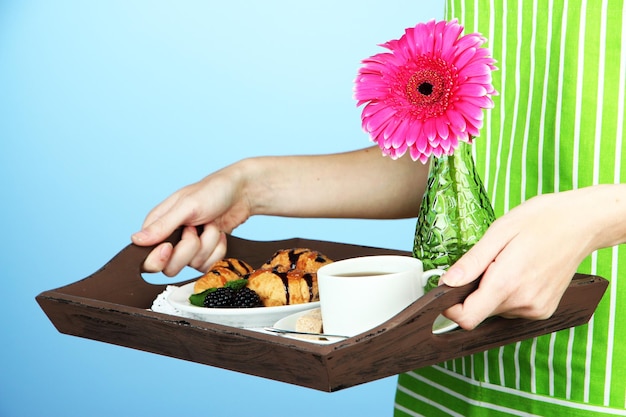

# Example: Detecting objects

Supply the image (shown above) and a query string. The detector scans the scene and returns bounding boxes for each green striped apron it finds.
[395,0,626,415]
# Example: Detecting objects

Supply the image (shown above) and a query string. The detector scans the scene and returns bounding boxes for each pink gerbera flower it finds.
[354,19,497,163]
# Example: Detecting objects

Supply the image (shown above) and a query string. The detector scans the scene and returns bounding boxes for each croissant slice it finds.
[261,248,332,273]
[246,268,319,307]
[193,258,254,294]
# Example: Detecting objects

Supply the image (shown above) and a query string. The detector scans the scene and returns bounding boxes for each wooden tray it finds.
[36,229,608,392]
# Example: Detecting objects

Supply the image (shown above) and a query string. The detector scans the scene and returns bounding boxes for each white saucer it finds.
[271,307,459,343]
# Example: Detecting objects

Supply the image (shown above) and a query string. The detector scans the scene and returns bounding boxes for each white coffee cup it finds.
[317,255,445,337]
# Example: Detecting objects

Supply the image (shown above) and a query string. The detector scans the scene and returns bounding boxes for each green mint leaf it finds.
[189,288,217,306]
[224,279,248,291]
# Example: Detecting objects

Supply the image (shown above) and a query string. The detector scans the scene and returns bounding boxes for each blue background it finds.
[1,1,443,416]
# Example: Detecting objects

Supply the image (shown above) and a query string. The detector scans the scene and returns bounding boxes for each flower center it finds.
[406,69,446,105]
[418,82,434,96]
[403,56,455,118]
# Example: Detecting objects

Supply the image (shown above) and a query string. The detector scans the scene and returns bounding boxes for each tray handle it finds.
[356,271,608,369]
[52,227,188,305]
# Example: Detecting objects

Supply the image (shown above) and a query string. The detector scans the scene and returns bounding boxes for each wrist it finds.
[585,184,626,250]
[232,156,277,217]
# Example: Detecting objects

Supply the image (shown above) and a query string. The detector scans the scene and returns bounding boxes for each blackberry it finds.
[203,287,234,308]
[231,287,262,308]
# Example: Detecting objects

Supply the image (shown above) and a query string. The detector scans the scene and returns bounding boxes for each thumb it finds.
[131,219,174,246]
[131,209,193,246]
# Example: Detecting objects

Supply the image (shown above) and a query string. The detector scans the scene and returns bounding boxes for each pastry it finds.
[261,248,333,273]
[191,249,332,308]
[246,268,319,307]
[193,258,254,294]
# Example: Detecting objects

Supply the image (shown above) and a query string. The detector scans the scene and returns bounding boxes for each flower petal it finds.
[440,21,464,61]
[436,117,449,141]
[423,118,438,141]
[395,141,408,156]
[415,130,429,152]
[397,118,414,146]
[459,63,493,78]
[455,83,488,97]
[453,47,478,71]
[432,20,448,55]
[445,108,467,132]
[454,33,484,52]
[458,94,494,109]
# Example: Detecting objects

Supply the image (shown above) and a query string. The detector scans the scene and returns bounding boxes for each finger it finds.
[162,226,201,277]
[443,270,508,330]
[443,296,497,331]
[188,224,224,271]
[196,231,229,272]
[142,242,173,273]
[442,219,516,287]
[443,252,521,329]
[489,276,562,321]
[439,247,490,288]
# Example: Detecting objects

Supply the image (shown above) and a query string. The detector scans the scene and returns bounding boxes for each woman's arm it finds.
[131,146,429,275]
[247,146,428,219]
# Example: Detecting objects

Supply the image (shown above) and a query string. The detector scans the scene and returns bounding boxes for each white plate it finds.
[167,282,320,328]
[271,308,459,343]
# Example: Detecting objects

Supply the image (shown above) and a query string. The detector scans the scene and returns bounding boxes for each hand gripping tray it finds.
[36,229,608,392]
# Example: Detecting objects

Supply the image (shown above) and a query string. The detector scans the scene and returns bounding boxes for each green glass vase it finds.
[413,141,495,291]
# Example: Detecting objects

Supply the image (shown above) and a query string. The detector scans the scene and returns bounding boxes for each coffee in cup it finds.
[317,255,445,337]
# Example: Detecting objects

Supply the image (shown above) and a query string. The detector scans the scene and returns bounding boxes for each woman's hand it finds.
[441,185,626,330]
[131,164,252,276]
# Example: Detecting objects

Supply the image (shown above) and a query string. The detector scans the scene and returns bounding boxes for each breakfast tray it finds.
[36,229,608,392]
